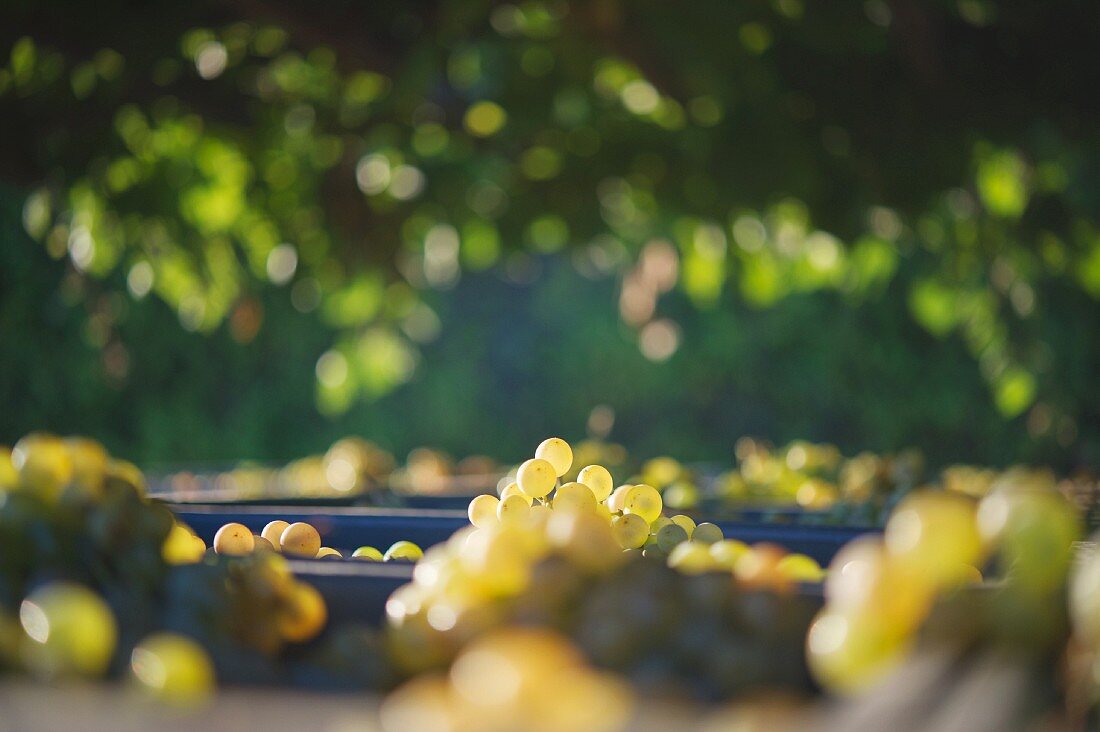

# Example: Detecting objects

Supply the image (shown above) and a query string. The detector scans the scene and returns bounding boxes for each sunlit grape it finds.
[517,458,557,498]
[623,484,662,523]
[130,633,215,707]
[386,541,425,561]
[500,481,533,506]
[668,541,717,574]
[806,607,909,695]
[553,481,597,513]
[162,523,204,564]
[577,464,614,501]
[497,494,532,525]
[669,514,696,537]
[353,546,384,561]
[20,582,117,679]
[884,490,983,587]
[468,493,501,528]
[261,520,290,549]
[607,485,632,513]
[978,486,1081,591]
[12,433,73,499]
[316,547,342,559]
[734,543,793,590]
[611,513,649,549]
[213,522,255,556]
[776,553,825,582]
[709,539,750,569]
[276,582,327,642]
[535,437,573,477]
[280,522,322,558]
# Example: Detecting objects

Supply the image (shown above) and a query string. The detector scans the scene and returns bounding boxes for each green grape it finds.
[623,484,662,524]
[669,514,696,537]
[386,541,425,562]
[979,486,1081,592]
[253,534,275,552]
[316,547,342,559]
[577,464,613,502]
[655,523,689,552]
[535,438,573,477]
[468,493,501,528]
[611,513,649,549]
[553,482,597,513]
[20,582,118,679]
[691,522,724,545]
[213,522,255,556]
[649,515,672,534]
[500,481,533,506]
[517,458,557,499]
[498,494,532,525]
[130,633,215,707]
[884,490,983,587]
[352,546,384,561]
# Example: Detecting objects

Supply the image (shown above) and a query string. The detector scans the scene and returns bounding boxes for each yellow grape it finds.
[162,523,205,564]
[252,535,275,552]
[553,482,597,513]
[468,494,501,528]
[316,547,342,559]
[130,633,215,707]
[669,514,696,537]
[276,582,328,642]
[576,465,614,502]
[623,484,662,524]
[280,522,322,558]
[213,523,255,556]
[497,494,532,525]
[776,553,825,582]
[386,541,425,561]
[825,536,932,635]
[884,490,983,587]
[12,433,73,499]
[535,437,574,477]
[517,458,557,499]
[806,607,910,695]
[667,541,717,574]
[20,582,117,678]
[352,546,384,561]
[500,481,533,506]
[649,516,672,534]
[0,447,18,490]
[611,514,649,549]
[261,520,290,549]
[709,539,750,569]
[64,437,109,493]
[607,485,633,513]
[546,511,622,572]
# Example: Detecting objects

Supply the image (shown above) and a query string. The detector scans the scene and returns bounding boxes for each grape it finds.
[535,438,573,477]
[352,546,384,561]
[517,458,557,499]
[662,482,699,510]
[649,515,672,534]
[280,522,322,558]
[19,582,117,679]
[623,484,662,524]
[261,519,290,549]
[611,514,649,549]
[468,494,501,528]
[577,465,614,502]
[655,523,689,553]
[213,522,255,556]
[130,632,215,706]
[641,456,682,487]
[553,482,597,513]
[386,541,425,561]
[64,437,109,494]
[691,522,724,545]
[162,523,205,564]
[776,553,825,582]
[497,494,532,525]
[667,541,716,574]
[11,433,73,499]
[253,534,275,552]
[607,485,632,513]
[978,486,1081,592]
[500,481,533,506]
[824,536,932,634]
[709,539,750,569]
[316,547,342,559]
[546,510,623,572]
[806,607,910,695]
[669,514,696,537]
[884,489,983,587]
[733,543,792,589]
[276,582,328,642]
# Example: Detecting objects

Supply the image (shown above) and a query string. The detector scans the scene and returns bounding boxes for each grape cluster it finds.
[808,471,1081,695]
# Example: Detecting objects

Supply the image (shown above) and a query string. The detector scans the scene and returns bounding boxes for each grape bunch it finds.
[807,471,1081,695]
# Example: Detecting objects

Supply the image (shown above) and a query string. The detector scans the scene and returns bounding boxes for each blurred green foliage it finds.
[1,1,1098,468]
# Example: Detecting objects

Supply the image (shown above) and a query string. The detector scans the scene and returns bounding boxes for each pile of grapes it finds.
[200,518,423,562]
